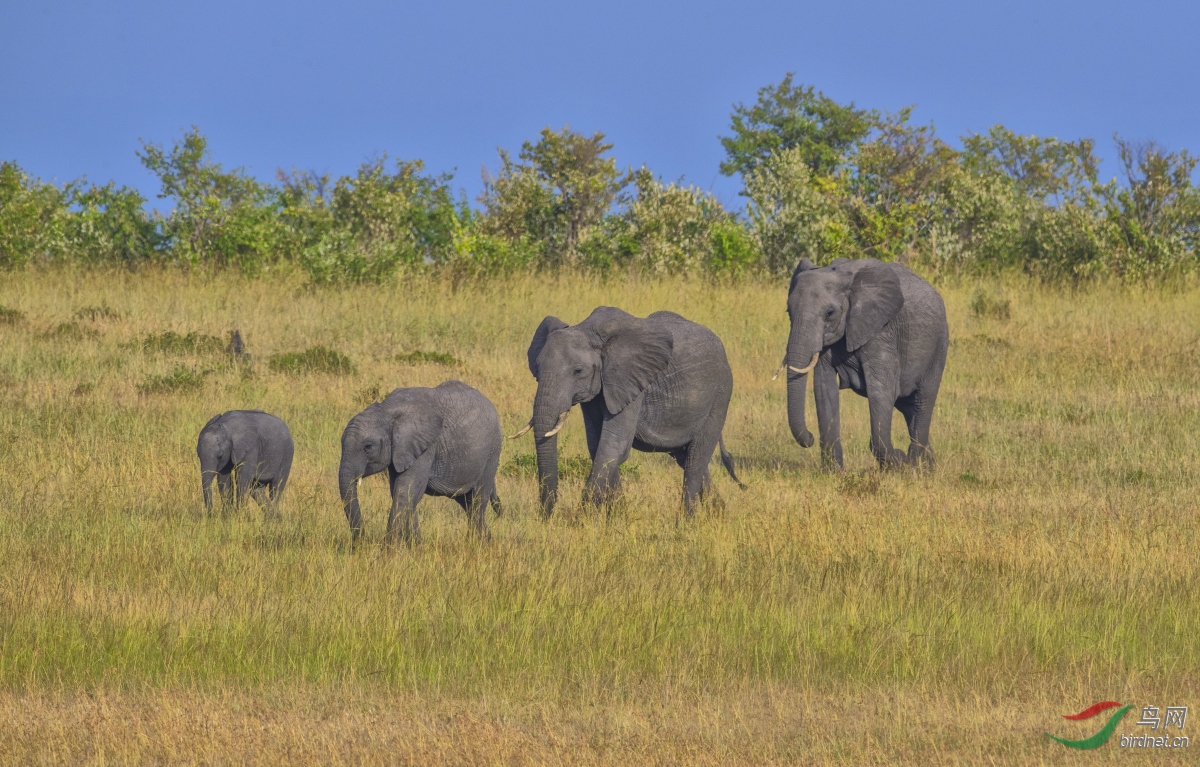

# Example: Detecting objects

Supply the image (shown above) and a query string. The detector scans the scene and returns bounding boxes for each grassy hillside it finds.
[0,268,1196,765]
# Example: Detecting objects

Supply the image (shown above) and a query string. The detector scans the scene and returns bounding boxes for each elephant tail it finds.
[719,435,747,490]
[490,491,504,517]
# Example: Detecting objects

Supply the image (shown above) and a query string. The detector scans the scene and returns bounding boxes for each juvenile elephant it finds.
[197,410,294,512]
[515,306,743,518]
[338,380,502,544]
[782,257,948,469]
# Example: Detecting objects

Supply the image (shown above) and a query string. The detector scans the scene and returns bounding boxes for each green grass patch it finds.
[968,289,1011,320]
[133,331,225,355]
[0,305,24,325]
[40,321,99,340]
[269,345,355,376]
[502,453,640,479]
[73,304,123,321]
[394,350,460,366]
[136,365,208,394]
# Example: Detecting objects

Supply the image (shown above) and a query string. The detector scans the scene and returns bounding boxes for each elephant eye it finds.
[573,366,585,376]
[825,307,836,319]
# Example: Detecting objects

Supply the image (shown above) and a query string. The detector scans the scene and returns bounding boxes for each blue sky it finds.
[2,1,1197,210]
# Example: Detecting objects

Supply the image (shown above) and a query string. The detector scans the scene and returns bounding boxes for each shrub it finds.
[296,156,464,284]
[269,345,355,375]
[66,182,161,265]
[0,161,71,269]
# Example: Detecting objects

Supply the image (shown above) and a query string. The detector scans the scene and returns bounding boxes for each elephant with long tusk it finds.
[781,257,948,469]
[514,306,745,518]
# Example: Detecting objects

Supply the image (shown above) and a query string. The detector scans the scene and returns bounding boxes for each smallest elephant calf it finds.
[197,410,295,513]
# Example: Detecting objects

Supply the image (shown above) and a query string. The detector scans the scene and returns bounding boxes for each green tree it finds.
[844,113,958,262]
[479,126,629,266]
[961,125,1099,206]
[138,127,279,272]
[1101,137,1200,276]
[720,74,880,179]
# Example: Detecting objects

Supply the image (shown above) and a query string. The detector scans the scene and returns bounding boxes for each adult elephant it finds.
[782,257,948,469]
[514,306,744,517]
[338,381,503,544]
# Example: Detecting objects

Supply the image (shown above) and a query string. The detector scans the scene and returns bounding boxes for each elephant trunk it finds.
[338,461,364,540]
[786,332,821,448]
[532,384,570,518]
[535,434,559,518]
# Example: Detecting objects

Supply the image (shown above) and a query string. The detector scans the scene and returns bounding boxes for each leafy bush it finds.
[269,345,355,375]
[296,156,464,284]
[137,365,208,394]
[67,182,161,265]
[745,147,852,272]
[601,169,746,275]
[0,161,71,269]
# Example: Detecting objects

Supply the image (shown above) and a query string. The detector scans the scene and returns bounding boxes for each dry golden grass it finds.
[0,267,1196,764]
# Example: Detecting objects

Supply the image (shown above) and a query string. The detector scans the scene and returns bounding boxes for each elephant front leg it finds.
[216,471,234,511]
[812,359,844,470]
[387,465,430,546]
[586,404,639,509]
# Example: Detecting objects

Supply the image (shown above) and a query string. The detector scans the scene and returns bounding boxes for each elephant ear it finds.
[788,258,818,295]
[391,405,444,474]
[598,318,674,415]
[845,260,905,352]
[527,316,569,378]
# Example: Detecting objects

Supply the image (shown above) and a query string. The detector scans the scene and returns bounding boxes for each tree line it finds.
[2,74,1198,282]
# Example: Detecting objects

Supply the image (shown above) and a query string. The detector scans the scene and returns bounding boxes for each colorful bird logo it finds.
[1046,701,1133,749]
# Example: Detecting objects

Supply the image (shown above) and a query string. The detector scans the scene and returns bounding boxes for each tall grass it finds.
[0,267,1196,763]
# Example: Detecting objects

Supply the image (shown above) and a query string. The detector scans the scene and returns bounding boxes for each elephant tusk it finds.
[771,359,786,381]
[542,410,570,438]
[787,352,820,376]
[508,421,533,440]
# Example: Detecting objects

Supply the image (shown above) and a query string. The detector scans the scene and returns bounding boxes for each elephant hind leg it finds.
[898,391,937,467]
[680,436,720,517]
[455,488,493,541]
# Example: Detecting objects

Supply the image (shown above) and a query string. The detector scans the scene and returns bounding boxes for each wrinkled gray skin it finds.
[524,306,744,518]
[197,410,294,513]
[785,257,948,469]
[338,380,502,544]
